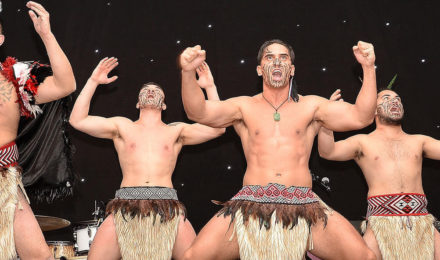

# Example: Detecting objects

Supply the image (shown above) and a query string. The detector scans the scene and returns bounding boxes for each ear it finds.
[290,65,295,76]
[162,103,167,111]
[0,35,5,46]
[136,102,140,109]
[256,65,262,76]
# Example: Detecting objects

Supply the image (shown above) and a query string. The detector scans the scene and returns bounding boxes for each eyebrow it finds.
[381,94,400,98]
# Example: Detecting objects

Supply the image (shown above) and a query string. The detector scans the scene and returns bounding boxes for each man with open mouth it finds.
[179,39,377,260]
[318,88,440,259]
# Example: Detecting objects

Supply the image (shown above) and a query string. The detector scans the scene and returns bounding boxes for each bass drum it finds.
[74,223,99,254]
[47,241,75,258]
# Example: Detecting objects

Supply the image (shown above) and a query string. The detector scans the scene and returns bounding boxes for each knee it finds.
[182,248,194,260]
[364,248,377,260]
[41,249,54,260]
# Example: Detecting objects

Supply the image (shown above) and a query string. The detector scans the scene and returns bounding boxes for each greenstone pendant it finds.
[274,112,280,121]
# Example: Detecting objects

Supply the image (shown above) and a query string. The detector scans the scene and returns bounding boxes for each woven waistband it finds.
[115,186,178,200]
[0,141,18,168]
[367,193,428,217]
[231,183,318,205]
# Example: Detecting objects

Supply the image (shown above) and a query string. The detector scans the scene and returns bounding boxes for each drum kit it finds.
[36,201,105,259]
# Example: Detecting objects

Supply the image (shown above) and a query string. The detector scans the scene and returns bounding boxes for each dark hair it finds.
[257,39,295,64]
[140,82,163,92]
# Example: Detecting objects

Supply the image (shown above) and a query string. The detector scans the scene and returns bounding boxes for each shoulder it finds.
[225,95,253,105]
[298,94,328,107]
[167,121,188,131]
[410,134,431,143]
[110,116,133,125]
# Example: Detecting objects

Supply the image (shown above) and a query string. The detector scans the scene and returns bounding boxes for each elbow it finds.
[68,117,77,129]
[356,115,374,129]
[217,127,226,136]
[318,149,330,159]
[69,81,77,93]
[68,114,81,129]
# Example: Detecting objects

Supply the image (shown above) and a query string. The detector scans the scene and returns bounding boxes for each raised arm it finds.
[180,45,242,127]
[421,135,440,160]
[69,57,120,139]
[170,122,223,145]
[173,62,226,145]
[315,41,377,131]
[25,2,76,104]
[196,62,220,101]
[318,89,360,161]
[318,128,362,161]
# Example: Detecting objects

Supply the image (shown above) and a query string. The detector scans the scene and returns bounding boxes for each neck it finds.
[375,118,403,136]
[262,84,290,104]
[138,108,163,125]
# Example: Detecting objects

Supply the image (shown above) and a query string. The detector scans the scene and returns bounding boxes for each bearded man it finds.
[318,89,440,259]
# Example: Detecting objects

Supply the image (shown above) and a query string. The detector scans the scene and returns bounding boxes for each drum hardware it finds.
[73,200,105,255]
[311,172,332,192]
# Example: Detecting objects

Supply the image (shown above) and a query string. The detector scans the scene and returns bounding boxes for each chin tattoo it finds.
[262,59,291,88]
[377,98,404,125]
[138,88,165,110]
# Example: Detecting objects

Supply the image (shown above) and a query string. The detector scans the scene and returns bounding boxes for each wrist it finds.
[361,64,375,70]
[40,32,55,42]
[88,77,100,85]
[181,69,196,74]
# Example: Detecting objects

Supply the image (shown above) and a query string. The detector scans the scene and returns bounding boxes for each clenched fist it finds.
[353,41,375,67]
[180,45,206,72]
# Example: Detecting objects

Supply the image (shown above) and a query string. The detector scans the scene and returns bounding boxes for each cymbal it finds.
[35,215,71,231]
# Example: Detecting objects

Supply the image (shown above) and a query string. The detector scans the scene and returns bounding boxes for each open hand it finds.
[329,89,343,102]
[26,1,52,37]
[90,57,119,85]
[196,62,215,89]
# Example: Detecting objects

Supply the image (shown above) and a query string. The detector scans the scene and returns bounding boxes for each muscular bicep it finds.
[195,98,243,128]
[70,116,120,139]
[179,123,224,145]
[35,76,72,104]
[422,136,440,160]
[316,98,371,131]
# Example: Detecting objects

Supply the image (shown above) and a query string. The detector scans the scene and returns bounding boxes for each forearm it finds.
[354,65,376,125]
[41,33,76,93]
[69,78,98,125]
[182,70,209,120]
[318,128,336,158]
[205,85,220,101]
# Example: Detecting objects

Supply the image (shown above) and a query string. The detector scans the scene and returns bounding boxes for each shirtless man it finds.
[318,88,440,259]
[0,2,75,259]
[69,58,224,260]
[179,39,377,260]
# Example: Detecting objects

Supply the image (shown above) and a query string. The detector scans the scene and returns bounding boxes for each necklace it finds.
[261,93,289,121]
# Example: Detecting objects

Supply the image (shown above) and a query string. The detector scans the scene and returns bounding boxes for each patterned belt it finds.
[115,186,178,200]
[0,141,19,168]
[231,183,318,205]
[366,193,429,218]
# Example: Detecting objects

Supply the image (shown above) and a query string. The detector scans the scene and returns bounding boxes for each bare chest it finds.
[361,137,423,163]
[117,127,179,156]
[240,102,316,142]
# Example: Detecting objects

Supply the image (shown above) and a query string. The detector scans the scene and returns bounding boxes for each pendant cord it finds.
[261,93,289,112]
